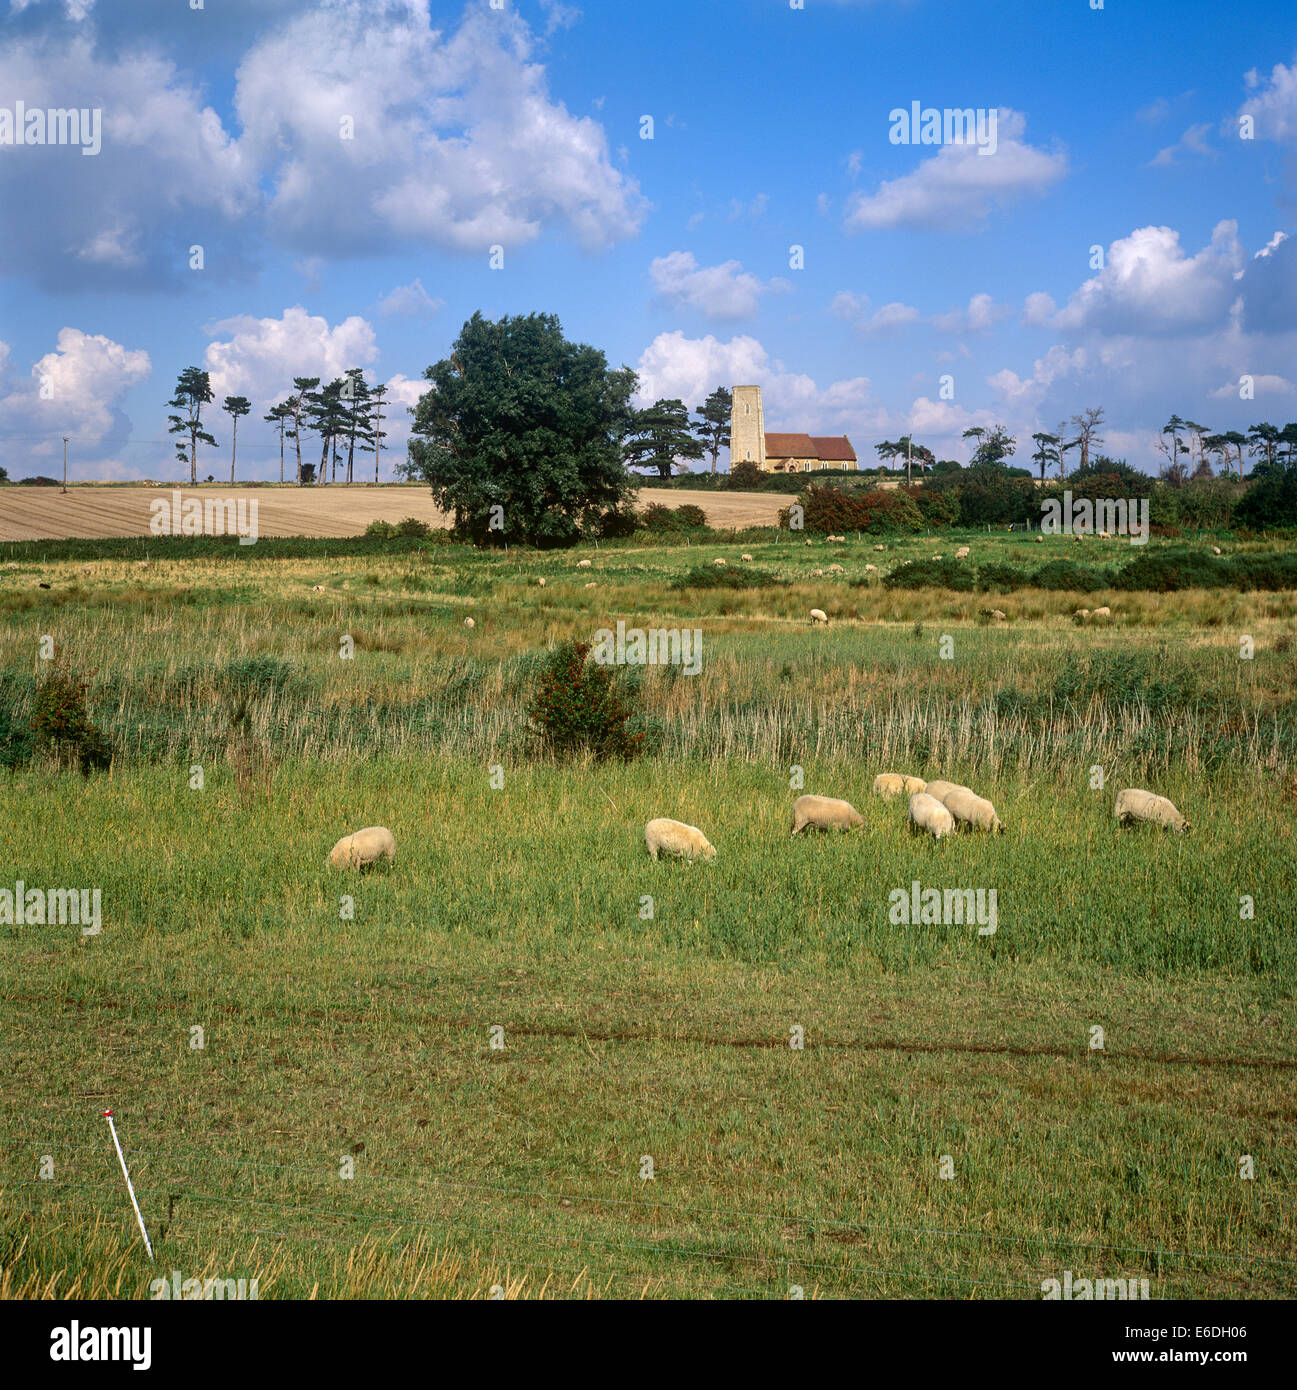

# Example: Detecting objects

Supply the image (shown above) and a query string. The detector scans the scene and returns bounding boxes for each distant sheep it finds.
[932,555,943,561]
[464,617,475,628]
[874,544,886,552]
[813,568,825,577]
[645,817,716,861]
[941,786,1004,833]
[873,772,927,799]
[1211,546,1222,556]
[987,609,1007,622]
[1114,789,1190,834]
[1092,605,1111,619]
[809,608,828,626]
[828,564,843,573]
[714,558,727,567]
[923,779,970,803]
[1035,535,1044,543]
[1073,608,1091,621]
[577,559,592,568]
[955,546,970,559]
[908,792,955,839]
[791,794,863,835]
[538,578,547,587]
[584,582,597,588]
[329,826,396,869]
[741,553,753,562]
[864,563,877,572]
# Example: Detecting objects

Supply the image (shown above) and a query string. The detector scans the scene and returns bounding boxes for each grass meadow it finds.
[1,526,1295,1298]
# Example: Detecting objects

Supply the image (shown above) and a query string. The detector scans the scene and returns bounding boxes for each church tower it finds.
[730,385,766,471]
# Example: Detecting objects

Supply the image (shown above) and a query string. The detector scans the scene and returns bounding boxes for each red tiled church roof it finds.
[764,433,817,457]
[810,435,857,462]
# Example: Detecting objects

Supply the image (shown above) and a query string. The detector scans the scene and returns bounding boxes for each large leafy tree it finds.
[404,311,638,546]
[166,367,217,484]
[222,395,251,484]
[624,397,704,480]
[693,386,732,474]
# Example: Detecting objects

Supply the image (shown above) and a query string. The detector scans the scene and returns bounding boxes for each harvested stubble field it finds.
[1,526,1295,1299]
[0,482,789,542]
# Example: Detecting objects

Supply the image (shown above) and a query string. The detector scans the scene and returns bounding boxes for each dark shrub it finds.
[727,459,766,490]
[1030,559,1113,591]
[1112,552,1227,592]
[29,659,111,774]
[394,516,431,537]
[673,565,785,590]
[882,558,976,591]
[795,483,923,536]
[528,641,645,760]
[976,562,1027,592]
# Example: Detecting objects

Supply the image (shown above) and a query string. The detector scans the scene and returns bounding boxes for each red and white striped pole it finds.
[102,1110,154,1261]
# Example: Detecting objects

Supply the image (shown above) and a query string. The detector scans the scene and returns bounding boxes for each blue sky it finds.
[0,0,1294,481]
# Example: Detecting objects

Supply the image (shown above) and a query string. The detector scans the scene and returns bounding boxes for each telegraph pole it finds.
[62,436,69,493]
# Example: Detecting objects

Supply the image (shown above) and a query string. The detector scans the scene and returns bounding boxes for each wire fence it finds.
[4,1130,1292,1300]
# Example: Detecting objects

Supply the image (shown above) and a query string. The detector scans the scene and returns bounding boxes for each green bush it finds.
[527,641,646,761]
[363,519,397,538]
[28,659,111,774]
[727,460,766,490]
[975,562,1028,593]
[1112,552,1227,592]
[673,565,786,590]
[1030,559,1114,591]
[881,558,976,591]
[638,502,710,534]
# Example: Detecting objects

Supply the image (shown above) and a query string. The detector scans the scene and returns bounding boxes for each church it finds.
[729,384,858,473]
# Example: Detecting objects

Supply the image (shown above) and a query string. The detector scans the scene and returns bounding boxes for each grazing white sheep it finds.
[538,578,547,587]
[828,564,843,573]
[791,795,863,834]
[464,617,475,628]
[874,544,886,552]
[989,609,1007,622]
[1211,546,1222,556]
[1113,789,1190,833]
[955,546,970,559]
[908,792,955,839]
[584,582,597,589]
[577,559,592,568]
[1074,608,1091,621]
[1035,535,1044,543]
[714,558,727,567]
[329,826,396,869]
[645,817,717,861]
[941,786,1004,833]
[809,608,828,626]
[923,779,970,803]
[312,584,325,592]
[1092,605,1111,619]
[805,539,814,547]
[741,553,753,562]
[874,773,927,800]
[813,568,825,577]
[864,563,877,572]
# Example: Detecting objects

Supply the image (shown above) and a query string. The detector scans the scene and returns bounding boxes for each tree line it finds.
[166,366,390,485]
